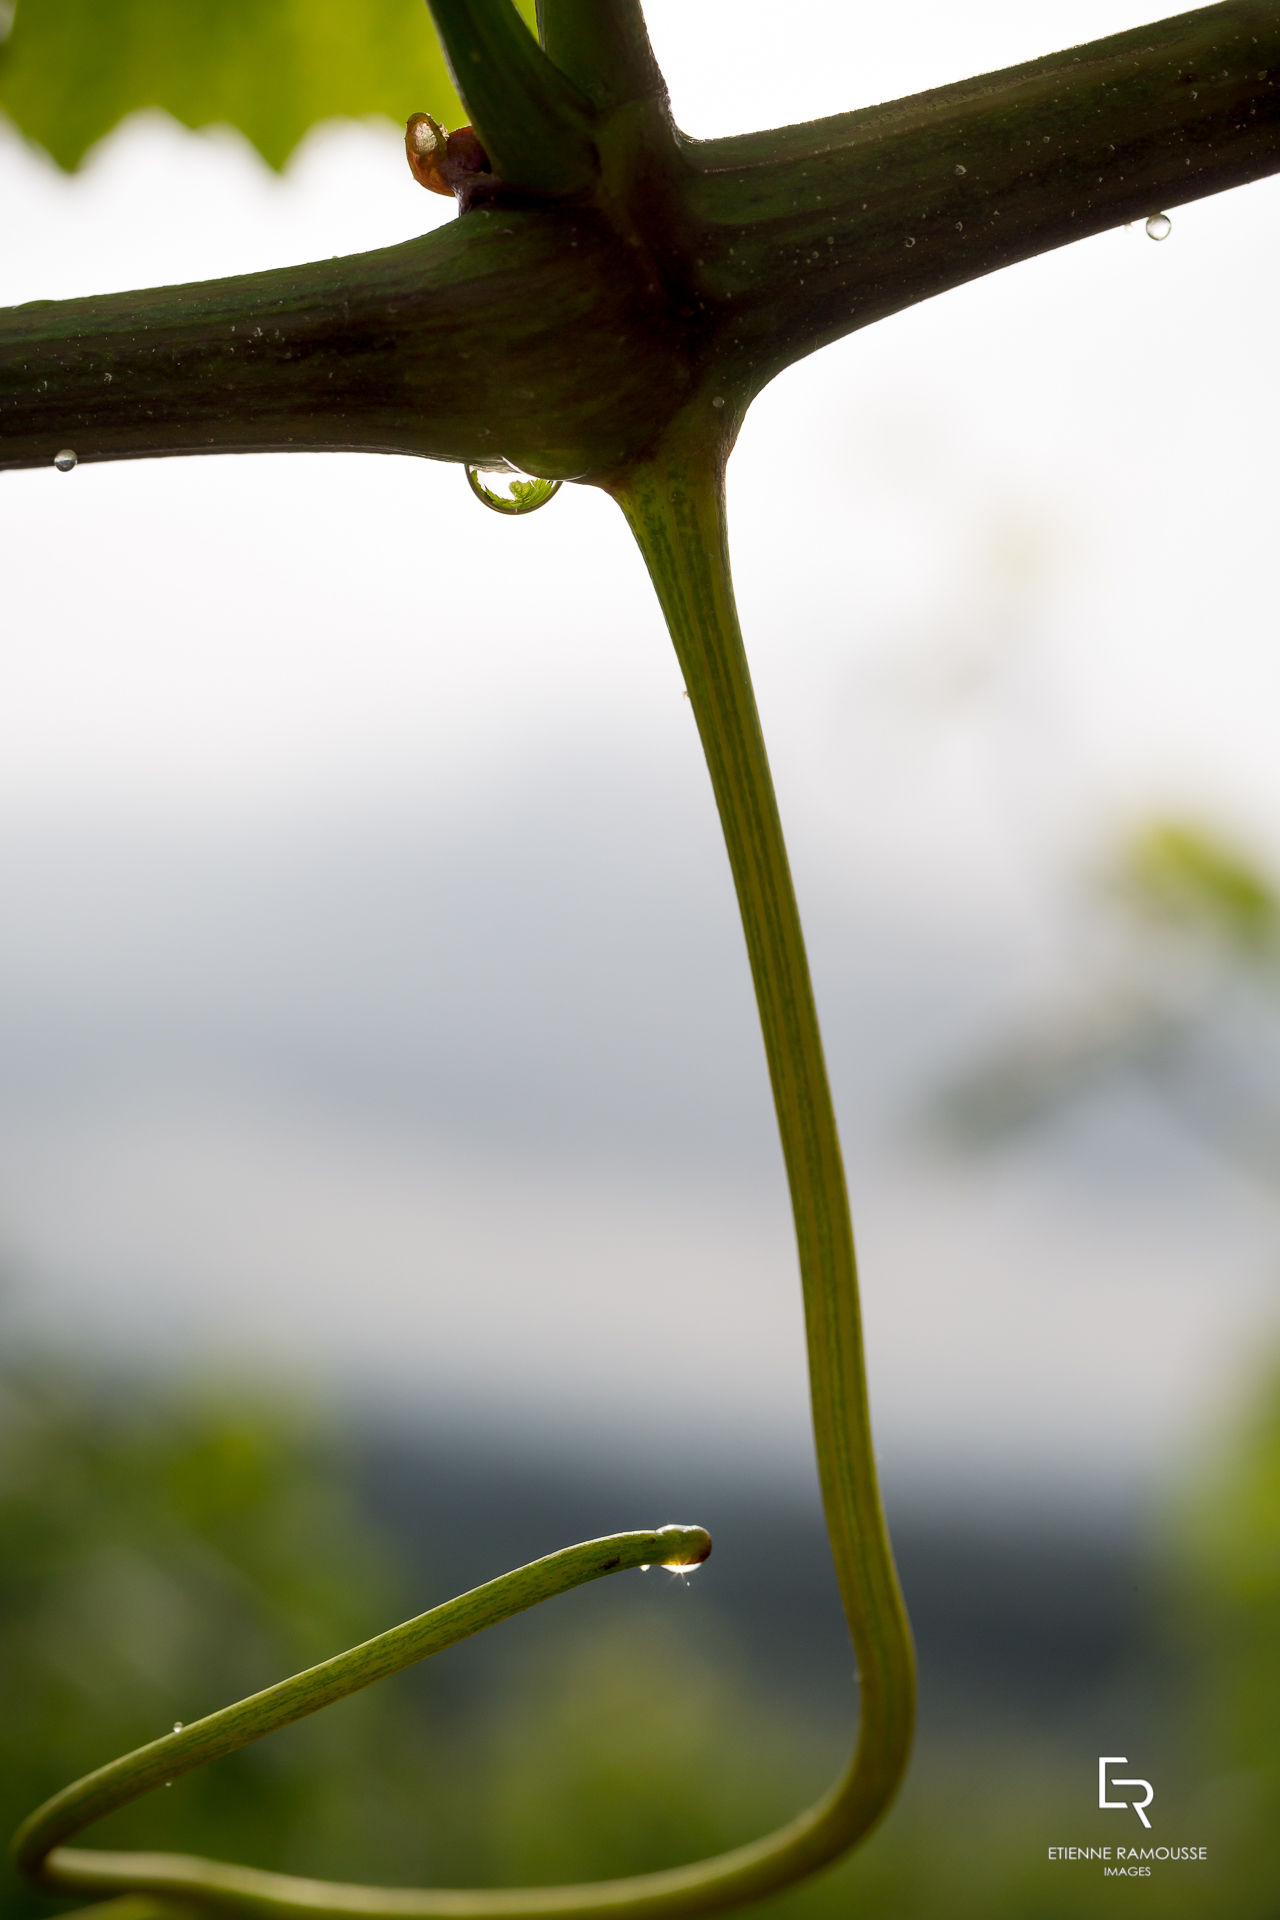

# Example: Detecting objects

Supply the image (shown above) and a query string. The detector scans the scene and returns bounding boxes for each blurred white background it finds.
[2,0,1279,1508]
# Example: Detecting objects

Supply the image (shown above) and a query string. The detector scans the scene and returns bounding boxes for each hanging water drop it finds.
[53,449,77,472]
[465,462,561,516]
[655,1523,712,1573]
[1145,212,1172,241]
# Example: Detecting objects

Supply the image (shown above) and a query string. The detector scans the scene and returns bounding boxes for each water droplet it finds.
[53,449,77,472]
[407,113,442,160]
[954,163,967,175]
[639,1564,650,1572]
[655,1523,712,1572]
[164,1781,173,1788]
[465,463,561,516]
[904,236,916,248]
[710,396,725,409]
[1145,212,1172,241]
[172,1722,184,1732]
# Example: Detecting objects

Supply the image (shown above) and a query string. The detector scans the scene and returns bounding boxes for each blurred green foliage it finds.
[937,814,1280,1148]
[0,0,537,170]
[0,1363,458,1915]
[5,1351,1280,1920]
[1168,1357,1280,1919]
[1116,820,1278,961]
[486,1619,815,1885]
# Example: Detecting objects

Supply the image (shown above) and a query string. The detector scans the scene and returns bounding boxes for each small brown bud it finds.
[405,113,451,195]
[444,125,491,179]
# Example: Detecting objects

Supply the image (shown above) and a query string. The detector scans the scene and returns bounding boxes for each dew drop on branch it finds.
[53,449,77,472]
[1145,212,1172,241]
[465,463,561,516]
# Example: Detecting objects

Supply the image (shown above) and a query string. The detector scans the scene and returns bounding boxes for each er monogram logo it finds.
[1099,1757,1155,1829]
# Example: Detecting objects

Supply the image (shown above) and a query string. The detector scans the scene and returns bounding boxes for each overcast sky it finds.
[2,1,1279,1508]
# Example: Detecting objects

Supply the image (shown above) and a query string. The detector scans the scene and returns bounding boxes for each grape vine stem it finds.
[13,429,914,1918]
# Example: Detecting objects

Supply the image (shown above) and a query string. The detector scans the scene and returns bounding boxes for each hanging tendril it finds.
[12,446,915,1920]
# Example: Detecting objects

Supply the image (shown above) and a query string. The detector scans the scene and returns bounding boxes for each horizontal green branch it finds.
[686,0,1280,387]
[0,205,698,477]
[2,1,1277,481]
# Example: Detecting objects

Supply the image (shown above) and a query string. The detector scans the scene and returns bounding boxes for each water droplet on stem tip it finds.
[654,1522,712,1571]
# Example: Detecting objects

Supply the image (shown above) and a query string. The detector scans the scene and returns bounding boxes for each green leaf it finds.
[0,0,537,171]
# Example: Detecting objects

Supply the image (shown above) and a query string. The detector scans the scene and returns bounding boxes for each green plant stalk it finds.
[612,435,917,1843]
[7,432,909,1920]
[426,0,597,193]
[10,434,914,1917]
[14,1527,712,1911]
[533,0,664,110]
